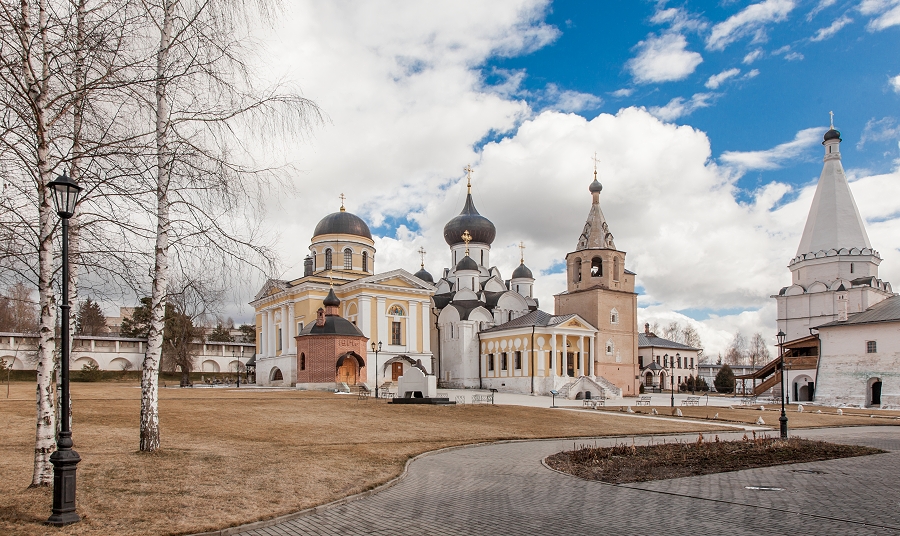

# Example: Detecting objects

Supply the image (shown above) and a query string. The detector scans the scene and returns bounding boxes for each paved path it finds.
[229,427,900,536]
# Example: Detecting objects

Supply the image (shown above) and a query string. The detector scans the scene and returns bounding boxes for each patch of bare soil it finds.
[545,434,883,484]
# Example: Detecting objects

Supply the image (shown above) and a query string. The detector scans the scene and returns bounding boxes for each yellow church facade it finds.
[251,205,435,388]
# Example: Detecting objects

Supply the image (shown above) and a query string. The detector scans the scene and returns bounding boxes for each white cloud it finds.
[542,84,603,112]
[707,0,796,51]
[744,68,760,79]
[891,74,900,93]
[611,88,634,98]
[650,6,707,32]
[719,127,821,169]
[705,68,741,89]
[858,117,900,148]
[627,33,704,84]
[807,0,838,21]
[784,51,804,60]
[743,48,764,63]
[859,0,900,31]
[810,14,853,40]
[648,93,717,121]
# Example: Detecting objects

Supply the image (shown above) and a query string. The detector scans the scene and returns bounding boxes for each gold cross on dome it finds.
[417,246,426,268]
[829,110,835,129]
[464,164,474,193]
[518,241,526,264]
[592,152,601,178]
[339,193,347,212]
[461,230,472,256]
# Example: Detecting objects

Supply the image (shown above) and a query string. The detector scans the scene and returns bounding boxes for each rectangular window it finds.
[501,353,508,371]
[488,354,494,371]
[638,356,644,368]
[690,357,694,368]
[514,351,522,370]
[391,322,401,345]
[866,340,877,353]
[277,328,282,351]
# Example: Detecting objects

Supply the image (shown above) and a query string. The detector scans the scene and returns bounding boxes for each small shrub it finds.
[78,362,102,382]
[639,383,645,394]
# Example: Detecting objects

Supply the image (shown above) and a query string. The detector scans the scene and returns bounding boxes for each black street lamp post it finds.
[370,340,381,398]
[671,353,679,407]
[777,330,788,439]
[238,346,243,387]
[47,172,82,526]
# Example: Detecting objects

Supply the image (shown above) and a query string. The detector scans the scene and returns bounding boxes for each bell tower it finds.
[555,160,639,395]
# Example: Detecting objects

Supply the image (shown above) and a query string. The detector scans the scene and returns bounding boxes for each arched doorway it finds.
[270,367,283,382]
[868,377,883,406]
[792,374,814,402]
[335,352,364,385]
[644,372,653,387]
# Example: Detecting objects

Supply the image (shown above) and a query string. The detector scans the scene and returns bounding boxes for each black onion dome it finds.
[298,316,364,337]
[511,263,533,279]
[313,210,372,239]
[589,178,603,193]
[414,267,434,283]
[323,288,340,307]
[823,128,842,143]
[443,193,496,246]
[456,255,479,272]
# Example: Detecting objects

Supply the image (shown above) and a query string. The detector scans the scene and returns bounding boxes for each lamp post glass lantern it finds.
[47,172,82,526]
[370,341,381,398]
[777,330,788,439]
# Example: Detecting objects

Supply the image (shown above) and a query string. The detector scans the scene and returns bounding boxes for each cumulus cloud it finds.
[720,127,821,170]
[648,93,717,121]
[890,73,900,93]
[859,0,900,31]
[810,14,853,40]
[627,33,704,83]
[705,68,741,89]
[707,0,797,51]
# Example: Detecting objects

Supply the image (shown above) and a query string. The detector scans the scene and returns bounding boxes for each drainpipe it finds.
[432,307,442,385]
[530,325,536,395]
[477,328,483,390]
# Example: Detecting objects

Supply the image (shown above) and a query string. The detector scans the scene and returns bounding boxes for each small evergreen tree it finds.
[207,322,233,342]
[120,297,152,338]
[714,364,735,393]
[76,298,108,335]
[238,323,256,343]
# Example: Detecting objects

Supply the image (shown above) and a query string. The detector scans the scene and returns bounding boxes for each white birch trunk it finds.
[140,0,175,452]
[26,0,58,488]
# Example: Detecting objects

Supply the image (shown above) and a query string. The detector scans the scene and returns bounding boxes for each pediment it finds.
[253,279,289,302]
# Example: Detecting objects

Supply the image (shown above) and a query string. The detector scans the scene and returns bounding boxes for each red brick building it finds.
[295,288,369,388]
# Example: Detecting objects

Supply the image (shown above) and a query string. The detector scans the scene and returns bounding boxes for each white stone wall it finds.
[816,322,900,407]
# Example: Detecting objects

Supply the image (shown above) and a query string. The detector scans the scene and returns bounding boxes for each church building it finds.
[251,200,435,388]
[774,120,897,407]
[554,167,640,396]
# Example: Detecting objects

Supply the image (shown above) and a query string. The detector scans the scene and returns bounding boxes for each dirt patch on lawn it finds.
[545,434,883,484]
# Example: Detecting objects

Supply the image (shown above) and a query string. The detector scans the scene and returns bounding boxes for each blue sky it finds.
[483,0,899,192]
[247,0,900,355]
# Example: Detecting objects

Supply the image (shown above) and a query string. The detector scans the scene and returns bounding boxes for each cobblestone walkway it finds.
[230,427,900,536]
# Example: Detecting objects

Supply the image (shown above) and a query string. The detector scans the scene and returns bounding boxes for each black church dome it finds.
[443,193,496,246]
[414,267,434,284]
[511,263,533,279]
[313,210,372,240]
[823,128,842,143]
[455,255,479,272]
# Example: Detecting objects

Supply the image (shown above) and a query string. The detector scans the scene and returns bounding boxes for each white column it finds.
[582,336,589,376]
[421,300,431,353]
[268,309,276,357]
[280,304,288,353]
[589,335,595,377]
[359,295,372,340]
[408,301,417,352]
[287,303,296,352]
[550,333,557,377]
[259,312,267,357]
[377,297,387,346]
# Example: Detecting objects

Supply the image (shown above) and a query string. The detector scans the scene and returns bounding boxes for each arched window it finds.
[344,248,352,270]
[610,308,619,324]
[362,251,369,272]
[606,340,614,355]
[324,249,333,270]
[591,257,602,277]
[300,353,306,370]
[388,304,405,316]
[270,367,283,381]
[574,258,582,283]
[311,251,317,270]
[613,257,620,281]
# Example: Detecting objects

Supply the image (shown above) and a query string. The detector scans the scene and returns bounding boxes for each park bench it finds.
[635,396,652,406]
[582,397,607,409]
[740,396,758,406]
[356,384,371,401]
[471,394,493,404]
[681,396,701,406]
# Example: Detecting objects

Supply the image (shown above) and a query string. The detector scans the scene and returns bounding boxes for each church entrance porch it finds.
[335,352,365,385]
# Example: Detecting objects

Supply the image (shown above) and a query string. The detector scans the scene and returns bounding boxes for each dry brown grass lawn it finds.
[1,382,718,536]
